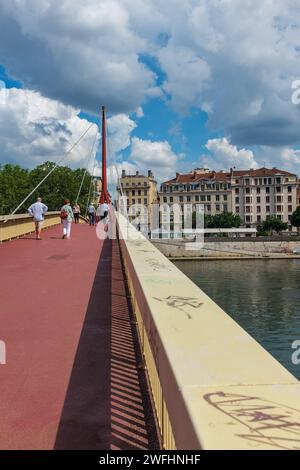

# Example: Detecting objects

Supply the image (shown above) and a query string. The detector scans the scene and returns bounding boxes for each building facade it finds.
[160,167,298,230]
[117,170,158,223]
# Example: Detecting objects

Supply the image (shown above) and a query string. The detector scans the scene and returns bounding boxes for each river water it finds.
[174,259,300,380]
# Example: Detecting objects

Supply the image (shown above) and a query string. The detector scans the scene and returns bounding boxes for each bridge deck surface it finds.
[0,224,158,450]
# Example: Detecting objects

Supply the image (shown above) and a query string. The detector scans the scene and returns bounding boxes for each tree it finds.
[262,215,288,234]
[203,212,242,228]
[291,207,300,233]
[0,162,92,215]
[0,164,30,214]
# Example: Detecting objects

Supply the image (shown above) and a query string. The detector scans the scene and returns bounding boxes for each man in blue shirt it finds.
[88,203,95,226]
[28,197,48,240]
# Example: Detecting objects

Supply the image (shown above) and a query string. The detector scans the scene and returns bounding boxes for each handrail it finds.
[0,212,88,242]
[117,212,300,450]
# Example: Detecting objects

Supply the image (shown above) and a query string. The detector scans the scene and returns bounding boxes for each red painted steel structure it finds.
[100,106,111,204]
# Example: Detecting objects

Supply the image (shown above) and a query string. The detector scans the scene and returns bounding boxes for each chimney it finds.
[230,167,233,176]
[148,170,153,178]
[122,169,126,177]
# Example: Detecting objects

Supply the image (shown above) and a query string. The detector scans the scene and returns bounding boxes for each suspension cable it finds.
[75,129,98,205]
[5,121,95,222]
[106,119,128,219]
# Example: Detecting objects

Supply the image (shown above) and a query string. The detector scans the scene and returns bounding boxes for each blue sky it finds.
[1,0,300,182]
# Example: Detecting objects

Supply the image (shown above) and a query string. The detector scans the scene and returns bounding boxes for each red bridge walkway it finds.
[0,224,159,450]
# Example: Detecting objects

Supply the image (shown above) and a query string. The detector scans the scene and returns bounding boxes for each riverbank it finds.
[152,238,300,259]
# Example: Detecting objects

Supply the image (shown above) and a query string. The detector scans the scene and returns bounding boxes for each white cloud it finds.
[129,136,182,180]
[107,113,136,155]
[0,87,100,168]
[202,138,259,170]
[0,0,155,114]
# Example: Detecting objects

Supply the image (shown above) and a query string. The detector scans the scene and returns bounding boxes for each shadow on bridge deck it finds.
[0,224,159,450]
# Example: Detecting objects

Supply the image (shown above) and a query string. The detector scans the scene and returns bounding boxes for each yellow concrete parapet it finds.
[0,212,89,242]
[117,212,300,450]
[0,212,61,242]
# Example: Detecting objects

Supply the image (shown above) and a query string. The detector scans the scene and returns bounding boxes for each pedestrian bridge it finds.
[0,212,299,450]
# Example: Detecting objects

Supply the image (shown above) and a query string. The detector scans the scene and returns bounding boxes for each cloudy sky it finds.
[1,0,300,187]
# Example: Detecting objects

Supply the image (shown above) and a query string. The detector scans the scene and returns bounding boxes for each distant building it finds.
[117,170,158,225]
[160,167,298,230]
[92,177,102,204]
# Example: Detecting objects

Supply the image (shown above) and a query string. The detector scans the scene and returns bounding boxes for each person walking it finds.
[73,203,80,224]
[88,203,95,226]
[98,202,109,221]
[28,197,48,240]
[61,199,74,239]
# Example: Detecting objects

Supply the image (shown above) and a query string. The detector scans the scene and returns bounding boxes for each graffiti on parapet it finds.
[0,340,6,364]
[204,391,300,450]
[153,295,203,320]
[145,258,172,272]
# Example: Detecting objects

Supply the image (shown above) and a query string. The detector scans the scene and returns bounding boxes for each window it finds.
[276,177,281,184]
[216,204,220,211]
[144,198,147,205]
[132,198,135,204]
[257,197,261,203]
[170,197,173,203]
[288,186,292,193]
[246,215,251,222]
[187,196,191,202]
[144,190,147,196]
[200,195,205,202]
[224,204,228,212]
[266,196,270,203]
[245,187,250,194]
[257,187,260,194]
[245,206,251,213]
[207,205,211,212]
[138,198,141,204]
[268,178,272,184]
[179,196,183,202]
[207,195,211,202]
[276,205,282,212]
[288,195,292,203]
[235,188,239,194]
[216,195,220,201]
[276,196,281,203]
[266,206,270,212]
[235,179,239,184]
[288,205,293,212]
[132,190,135,196]
[163,197,167,203]
[266,187,270,194]
[257,206,261,213]
[245,179,250,186]
[235,197,239,204]
[276,186,281,193]
[246,196,251,203]
[257,215,261,223]
[138,190,141,196]
[235,206,240,213]
[195,195,199,202]
[223,195,227,201]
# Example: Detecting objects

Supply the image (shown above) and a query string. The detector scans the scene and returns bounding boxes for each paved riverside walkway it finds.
[0,224,159,450]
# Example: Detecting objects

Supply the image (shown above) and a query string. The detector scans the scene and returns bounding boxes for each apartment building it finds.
[160,167,298,229]
[117,169,158,223]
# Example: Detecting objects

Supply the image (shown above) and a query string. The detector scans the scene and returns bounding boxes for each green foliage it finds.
[262,215,288,234]
[204,212,242,228]
[291,207,300,228]
[0,162,93,215]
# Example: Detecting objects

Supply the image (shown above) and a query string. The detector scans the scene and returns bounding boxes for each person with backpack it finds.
[61,199,74,239]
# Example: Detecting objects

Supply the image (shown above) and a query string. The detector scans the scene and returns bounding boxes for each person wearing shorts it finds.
[28,197,48,240]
